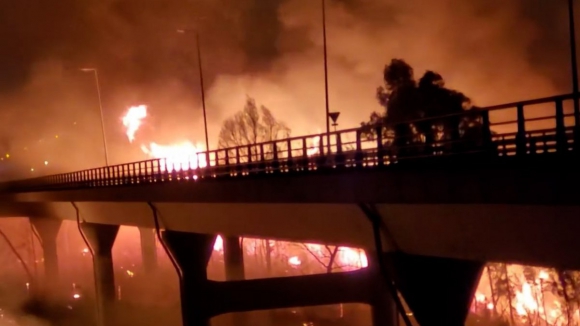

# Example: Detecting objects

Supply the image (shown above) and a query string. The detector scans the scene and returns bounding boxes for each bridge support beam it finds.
[30,218,61,292]
[80,222,119,326]
[139,227,157,274]
[223,236,247,326]
[367,253,398,326]
[207,268,374,317]
[386,252,483,326]
[223,236,245,281]
[161,230,376,323]
[161,230,216,326]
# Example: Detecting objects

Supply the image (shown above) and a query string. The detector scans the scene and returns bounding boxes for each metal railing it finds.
[2,93,579,193]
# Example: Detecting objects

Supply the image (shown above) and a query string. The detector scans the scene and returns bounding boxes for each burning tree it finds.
[361,58,484,156]
[473,263,580,326]
[217,96,290,161]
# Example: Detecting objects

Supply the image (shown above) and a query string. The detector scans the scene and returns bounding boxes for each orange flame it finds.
[122,105,207,173]
[141,142,207,173]
[307,136,321,156]
[473,267,574,325]
[122,105,147,143]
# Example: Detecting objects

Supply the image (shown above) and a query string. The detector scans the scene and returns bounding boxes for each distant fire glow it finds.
[211,235,367,270]
[288,256,302,266]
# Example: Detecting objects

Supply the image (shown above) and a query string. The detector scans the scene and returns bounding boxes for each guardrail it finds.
[2,93,579,192]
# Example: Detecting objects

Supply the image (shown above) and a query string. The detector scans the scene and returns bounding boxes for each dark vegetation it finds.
[360,59,488,157]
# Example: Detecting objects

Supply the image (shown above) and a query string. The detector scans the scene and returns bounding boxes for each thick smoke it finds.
[207,0,577,138]
[0,0,577,172]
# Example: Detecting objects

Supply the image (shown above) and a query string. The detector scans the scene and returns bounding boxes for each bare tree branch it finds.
[217,96,291,163]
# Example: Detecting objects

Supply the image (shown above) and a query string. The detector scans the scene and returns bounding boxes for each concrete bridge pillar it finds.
[80,222,119,326]
[223,236,245,281]
[138,227,157,274]
[367,252,398,326]
[386,252,483,326]
[223,236,246,326]
[30,218,62,292]
[161,230,216,326]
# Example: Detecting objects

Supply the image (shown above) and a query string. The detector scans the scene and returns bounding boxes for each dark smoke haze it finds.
[0,0,577,172]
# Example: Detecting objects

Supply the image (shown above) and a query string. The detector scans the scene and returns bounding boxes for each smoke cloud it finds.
[207,0,576,139]
[0,0,577,173]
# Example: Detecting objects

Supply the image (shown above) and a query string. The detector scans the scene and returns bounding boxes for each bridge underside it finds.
[1,155,579,269]
[1,201,579,269]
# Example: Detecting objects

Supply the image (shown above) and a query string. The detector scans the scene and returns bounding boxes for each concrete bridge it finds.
[0,93,579,326]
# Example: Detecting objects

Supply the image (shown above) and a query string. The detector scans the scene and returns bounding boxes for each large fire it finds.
[122,105,147,143]
[122,105,207,172]
[121,105,321,172]
[472,264,580,326]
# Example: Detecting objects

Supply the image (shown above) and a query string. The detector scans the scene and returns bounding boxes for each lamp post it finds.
[322,0,331,153]
[80,68,110,166]
[569,0,579,123]
[177,29,210,152]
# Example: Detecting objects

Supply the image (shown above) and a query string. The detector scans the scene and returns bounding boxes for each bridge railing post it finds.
[516,104,527,156]
[259,144,266,172]
[481,110,492,152]
[375,126,384,167]
[224,149,230,176]
[145,161,150,182]
[335,132,345,168]
[316,133,326,168]
[160,159,168,182]
[130,164,136,184]
[355,129,363,168]
[301,138,308,170]
[95,169,101,187]
[235,147,242,176]
[574,94,580,153]
[272,142,280,172]
[101,167,106,186]
[286,139,294,172]
[247,145,254,174]
[555,99,568,153]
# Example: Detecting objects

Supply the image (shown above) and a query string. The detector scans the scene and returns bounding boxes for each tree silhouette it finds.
[217,96,290,161]
[217,98,289,275]
[362,58,484,157]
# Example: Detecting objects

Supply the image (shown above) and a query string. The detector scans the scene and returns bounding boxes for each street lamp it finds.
[568,0,580,139]
[80,68,110,166]
[177,29,210,152]
[321,0,331,153]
